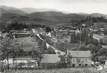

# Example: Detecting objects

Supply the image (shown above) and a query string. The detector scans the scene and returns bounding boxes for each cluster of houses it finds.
[0,50,93,69]
[0,28,94,70]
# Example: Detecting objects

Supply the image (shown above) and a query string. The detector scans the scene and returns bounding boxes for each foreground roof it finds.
[41,54,60,63]
[68,51,91,58]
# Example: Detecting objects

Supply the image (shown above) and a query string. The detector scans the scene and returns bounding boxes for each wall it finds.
[70,57,92,67]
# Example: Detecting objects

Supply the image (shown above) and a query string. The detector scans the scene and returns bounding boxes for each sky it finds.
[0,0,107,14]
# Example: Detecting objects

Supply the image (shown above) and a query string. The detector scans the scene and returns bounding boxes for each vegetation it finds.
[0,37,16,60]
[1,6,107,72]
[0,36,42,60]
[1,6,107,32]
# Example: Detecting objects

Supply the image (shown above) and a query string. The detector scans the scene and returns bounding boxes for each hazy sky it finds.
[0,0,107,14]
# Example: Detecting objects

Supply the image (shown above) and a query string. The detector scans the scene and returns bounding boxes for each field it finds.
[3,68,101,73]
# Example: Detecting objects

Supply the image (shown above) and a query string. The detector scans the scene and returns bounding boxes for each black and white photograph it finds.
[0,0,107,73]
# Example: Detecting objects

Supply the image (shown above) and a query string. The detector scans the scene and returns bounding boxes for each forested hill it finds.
[0,6,107,31]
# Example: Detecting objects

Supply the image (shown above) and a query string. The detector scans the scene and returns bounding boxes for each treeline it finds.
[1,15,107,32]
[0,37,42,60]
[0,22,49,32]
[80,16,107,23]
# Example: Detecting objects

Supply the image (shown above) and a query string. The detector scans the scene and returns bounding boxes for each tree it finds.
[58,55,67,68]
[0,37,11,60]
[87,43,103,62]
[45,27,51,33]
[0,37,23,60]
[79,45,88,51]
[58,53,72,68]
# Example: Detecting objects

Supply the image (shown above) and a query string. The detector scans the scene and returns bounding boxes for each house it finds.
[0,31,2,37]
[104,61,107,68]
[2,57,38,69]
[100,37,107,45]
[93,34,104,42]
[0,33,8,38]
[102,45,107,49]
[11,57,38,69]
[12,31,31,38]
[67,51,92,67]
[40,54,60,69]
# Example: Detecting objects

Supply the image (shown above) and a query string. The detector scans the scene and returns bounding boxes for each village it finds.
[1,0,107,72]
[0,22,107,71]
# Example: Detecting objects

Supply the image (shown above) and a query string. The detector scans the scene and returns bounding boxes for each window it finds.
[79,64,81,67]
[77,58,81,63]
[85,64,88,67]
[85,58,87,62]
[72,64,75,67]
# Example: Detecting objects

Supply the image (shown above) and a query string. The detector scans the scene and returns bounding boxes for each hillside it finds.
[0,6,26,16]
[0,6,107,31]
[21,8,56,14]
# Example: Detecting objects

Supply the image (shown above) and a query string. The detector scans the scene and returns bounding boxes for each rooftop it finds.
[68,51,91,58]
[41,54,60,63]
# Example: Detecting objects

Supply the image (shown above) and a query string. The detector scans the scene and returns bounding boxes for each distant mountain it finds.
[21,8,57,14]
[29,11,68,23]
[89,13,107,19]
[0,5,107,31]
[90,13,105,17]
[28,11,89,25]
[0,6,29,30]
[0,6,26,16]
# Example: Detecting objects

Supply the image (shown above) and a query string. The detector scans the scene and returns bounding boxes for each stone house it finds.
[68,51,92,67]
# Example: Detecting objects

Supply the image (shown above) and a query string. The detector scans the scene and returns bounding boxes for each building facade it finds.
[68,51,92,67]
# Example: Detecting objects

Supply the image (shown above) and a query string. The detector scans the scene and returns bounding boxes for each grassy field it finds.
[3,68,100,73]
